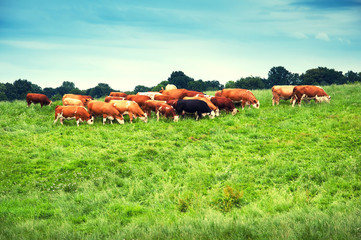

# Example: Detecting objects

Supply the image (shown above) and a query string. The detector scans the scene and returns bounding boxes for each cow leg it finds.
[54,114,60,124]
[156,111,160,121]
[27,101,31,107]
[102,114,107,125]
[128,111,133,124]
[60,118,64,125]
[76,118,80,127]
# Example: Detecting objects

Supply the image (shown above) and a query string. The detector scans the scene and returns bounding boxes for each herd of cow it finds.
[25,85,331,126]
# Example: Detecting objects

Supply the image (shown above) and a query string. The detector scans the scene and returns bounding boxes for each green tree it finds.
[152,81,169,92]
[301,67,345,85]
[265,66,293,88]
[56,81,76,95]
[345,71,361,83]
[187,80,205,92]
[0,83,8,101]
[225,81,236,88]
[86,83,114,98]
[134,85,152,93]
[235,77,265,89]
[168,71,194,89]
[4,83,17,101]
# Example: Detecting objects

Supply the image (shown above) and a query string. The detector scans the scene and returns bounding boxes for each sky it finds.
[1,0,361,91]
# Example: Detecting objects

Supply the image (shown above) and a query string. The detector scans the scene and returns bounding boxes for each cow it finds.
[292,85,331,107]
[215,89,260,109]
[143,100,167,118]
[154,94,176,102]
[165,84,177,90]
[87,101,124,124]
[159,89,204,99]
[272,85,295,106]
[136,92,161,100]
[210,96,239,115]
[62,94,93,107]
[62,98,84,107]
[166,99,178,108]
[125,95,151,109]
[26,93,52,107]
[111,100,148,123]
[109,92,127,97]
[104,96,125,102]
[175,99,215,120]
[156,103,179,122]
[183,96,220,116]
[54,106,94,126]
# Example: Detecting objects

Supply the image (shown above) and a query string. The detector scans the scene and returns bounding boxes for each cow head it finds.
[232,108,239,115]
[315,95,331,103]
[140,113,148,123]
[87,116,94,125]
[173,115,179,122]
[252,100,260,109]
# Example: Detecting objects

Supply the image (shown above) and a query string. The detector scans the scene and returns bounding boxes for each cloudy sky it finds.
[1,0,361,91]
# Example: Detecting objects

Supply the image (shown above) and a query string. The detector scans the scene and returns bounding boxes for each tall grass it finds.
[0,83,360,239]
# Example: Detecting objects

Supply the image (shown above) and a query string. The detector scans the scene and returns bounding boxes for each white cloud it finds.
[315,32,330,41]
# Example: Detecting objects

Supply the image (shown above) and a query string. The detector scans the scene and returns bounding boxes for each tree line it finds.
[1,66,360,101]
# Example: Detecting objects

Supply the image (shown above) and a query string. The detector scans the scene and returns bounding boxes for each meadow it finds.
[0,84,360,239]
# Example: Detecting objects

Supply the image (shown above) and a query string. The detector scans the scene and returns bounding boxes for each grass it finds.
[0,83,360,239]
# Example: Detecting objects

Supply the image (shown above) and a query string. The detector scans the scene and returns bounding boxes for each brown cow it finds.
[154,94,176,101]
[159,89,204,99]
[183,96,219,116]
[292,85,331,107]
[54,106,94,126]
[88,101,124,124]
[143,100,167,118]
[125,95,151,109]
[63,98,84,107]
[26,93,52,107]
[104,96,125,102]
[272,85,295,106]
[210,97,238,115]
[215,89,259,109]
[62,94,93,107]
[111,100,148,123]
[156,103,179,122]
[109,92,127,97]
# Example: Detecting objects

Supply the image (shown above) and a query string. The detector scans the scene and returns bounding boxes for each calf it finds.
[175,99,215,120]
[156,103,179,122]
[54,106,94,126]
[26,93,52,107]
[216,89,259,109]
[88,101,124,124]
[210,97,238,115]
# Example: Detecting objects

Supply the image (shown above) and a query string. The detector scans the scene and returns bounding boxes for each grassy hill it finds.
[0,84,360,239]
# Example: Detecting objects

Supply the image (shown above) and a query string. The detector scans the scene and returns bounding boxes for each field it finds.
[0,84,360,239]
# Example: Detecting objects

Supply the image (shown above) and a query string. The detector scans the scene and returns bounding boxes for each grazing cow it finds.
[175,99,215,120]
[54,106,94,126]
[159,89,204,99]
[26,93,52,107]
[183,96,219,116]
[143,100,167,118]
[109,92,127,97]
[156,103,179,122]
[154,94,176,101]
[111,100,148,123]
[125,95,151,109]
[136,92,161,100]
[215,89,260,109]
[63,98,84,107]
[210,97,239,115]
[88,101,124,124]
[272,85,295,106]
[62,94,93,107]
[292,85,331,107]
[104,96,125,102]
[166,99,178,108]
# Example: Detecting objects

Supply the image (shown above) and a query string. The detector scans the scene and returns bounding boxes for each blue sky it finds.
[1,0,360,91]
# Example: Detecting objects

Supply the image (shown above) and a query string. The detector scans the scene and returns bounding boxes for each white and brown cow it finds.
[292,85,331,107]
[271,85,295,106]
[111,100,148,123]
[54,106,94,126]
[215,89,259,109]
[88,101,124,124]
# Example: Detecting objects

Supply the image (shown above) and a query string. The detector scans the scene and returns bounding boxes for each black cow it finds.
[175,99,215,120]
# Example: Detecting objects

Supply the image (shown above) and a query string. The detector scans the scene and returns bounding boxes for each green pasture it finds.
[0,84,360,239]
